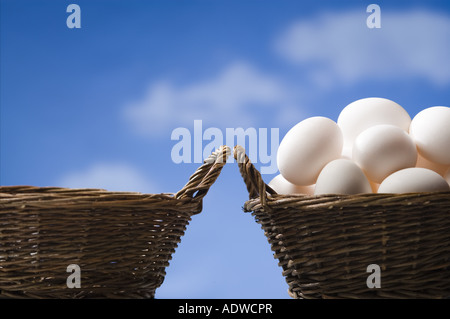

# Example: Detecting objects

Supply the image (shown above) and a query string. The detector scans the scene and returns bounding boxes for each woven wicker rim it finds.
[1,145,231,211]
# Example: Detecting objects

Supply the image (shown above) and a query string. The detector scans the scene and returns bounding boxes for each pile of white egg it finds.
[270,97,450,195]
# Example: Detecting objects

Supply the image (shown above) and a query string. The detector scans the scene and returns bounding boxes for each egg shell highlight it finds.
[277,116,343,186]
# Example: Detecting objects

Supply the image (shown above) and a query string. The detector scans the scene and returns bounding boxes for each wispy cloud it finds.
[57,163,156,193]
[275,9,450,86]
[123,61,305,136]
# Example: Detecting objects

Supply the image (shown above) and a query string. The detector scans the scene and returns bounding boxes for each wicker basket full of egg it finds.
[0,146,230,299]
[235,98,450,299]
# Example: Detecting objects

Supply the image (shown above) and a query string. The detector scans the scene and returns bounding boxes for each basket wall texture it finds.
[234,145,450,299]
[0,145,230,299]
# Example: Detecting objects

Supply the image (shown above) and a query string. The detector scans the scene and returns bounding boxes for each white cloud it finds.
[57,163,156,193]
[123,61,305,135]
[275,9,450,86]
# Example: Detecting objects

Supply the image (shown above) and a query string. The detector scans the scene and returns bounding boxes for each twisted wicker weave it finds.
[0,145,230,299]
[234,145,450,299]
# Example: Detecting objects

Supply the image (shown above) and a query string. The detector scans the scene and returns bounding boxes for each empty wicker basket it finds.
[0,145,230,299]
[234,145,450,299]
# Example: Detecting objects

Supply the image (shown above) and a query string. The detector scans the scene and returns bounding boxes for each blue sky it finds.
[1,0,450,298]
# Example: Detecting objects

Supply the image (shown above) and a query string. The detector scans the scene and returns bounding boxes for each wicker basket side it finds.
[0,146,230,299]
[0,192,197,299]
[233,145,450,299]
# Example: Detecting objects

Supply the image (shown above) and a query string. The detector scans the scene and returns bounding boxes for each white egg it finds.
[352,124,417,183]
[268,174,314,195]
[378,167,450,193]
[277,116,343,186]
[314,159,372,195]
[337,97,411,155]
[415,153,449,177]
[409,106,450,166]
